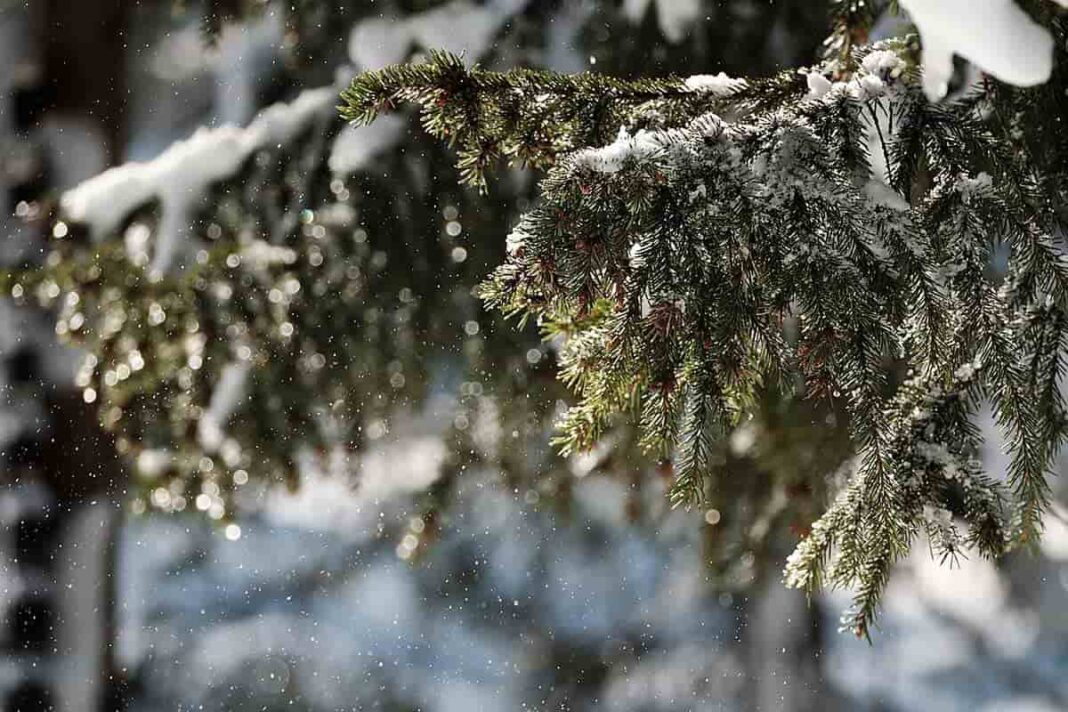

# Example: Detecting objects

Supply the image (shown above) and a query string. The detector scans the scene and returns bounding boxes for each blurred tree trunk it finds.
[42,395,129,712]
[31,0,133,699]
[2,2,131,710]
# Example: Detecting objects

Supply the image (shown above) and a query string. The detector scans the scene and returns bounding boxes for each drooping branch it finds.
[341,30,1068,637]
[340,49,796,189]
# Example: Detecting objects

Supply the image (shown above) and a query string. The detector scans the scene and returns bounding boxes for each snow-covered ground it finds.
[118,474,750,710]
[115,466,1068,711]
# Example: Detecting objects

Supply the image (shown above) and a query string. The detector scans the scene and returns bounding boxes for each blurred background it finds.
[2,1,1068,710]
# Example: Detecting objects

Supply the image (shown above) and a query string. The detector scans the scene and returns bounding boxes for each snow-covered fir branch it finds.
[342,4,1068,636]
[12,0,1068,641]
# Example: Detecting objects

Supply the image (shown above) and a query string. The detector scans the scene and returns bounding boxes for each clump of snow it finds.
[505,225,529,255]
[956,171,994,200]
[689,112,729,141]
[639,294,654,318]
[622,0,702,44]
[358,435,447,501]
[340,0,533,179]
[61,88,336,275]
[410,0,526,60]
[628,241,646,269]
[1040,503,1068,561]
[729,422,757,456]
[805,72,833,99]
[899,0,1058,101]
[884,549,1009,641]
[861,49,907,80]
[684,72,748,96]
[348,16,413,70]
[953,359,982,382]
[247,86,336,145]
[805,48,908,105]
[569,438,616,478]
[863,93,902,206]
[857,73,889,98]
[572,126,666,174]
[864,179,910,211]
[803,49,914,210]
[922,503,954,526]
[211,12,286,127]
[914,441,966,481]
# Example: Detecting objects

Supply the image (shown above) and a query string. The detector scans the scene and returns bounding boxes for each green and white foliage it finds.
[8,95,559,522]
[7,0,839,551]
[6,0,556,521]
[342,3,1068,636]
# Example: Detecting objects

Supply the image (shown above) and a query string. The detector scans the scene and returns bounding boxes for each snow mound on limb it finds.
[61,88,336,275]
[684,72,748,96]
[899,0,1063,101]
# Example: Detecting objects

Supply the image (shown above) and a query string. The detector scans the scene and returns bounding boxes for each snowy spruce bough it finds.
[341,0,1068,638]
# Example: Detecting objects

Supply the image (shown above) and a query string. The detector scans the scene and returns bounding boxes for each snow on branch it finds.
[899,0,1067,100]
[344,22,1068,635]
[61,0,535,277]
[61,87,336,275]
[683,73,748,96]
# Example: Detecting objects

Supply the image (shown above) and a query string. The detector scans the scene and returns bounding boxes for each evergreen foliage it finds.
[5,116,559,520]
[16,0,1058,637]
[342,8,1068,636]
[6,0,842,575]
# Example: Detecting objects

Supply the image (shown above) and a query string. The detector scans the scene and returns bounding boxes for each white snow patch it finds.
[899,0,1057,100]
[212,13,285,126]
[805,49,907,105]
[864,180,910,211]
[805,72,833,99]
[861,49,907,79]
[136,449,173,478]
[263,462,380,536]
[862,92,904,209]
[348,16,413,70]
[357,435,446,501]
[684,72,748,96]
[890,546,1039,657]
[572,126,666,174]
[957,171,994,199]
[61,88,335,274]
[237,239,297,271]
[505,225,528,255]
